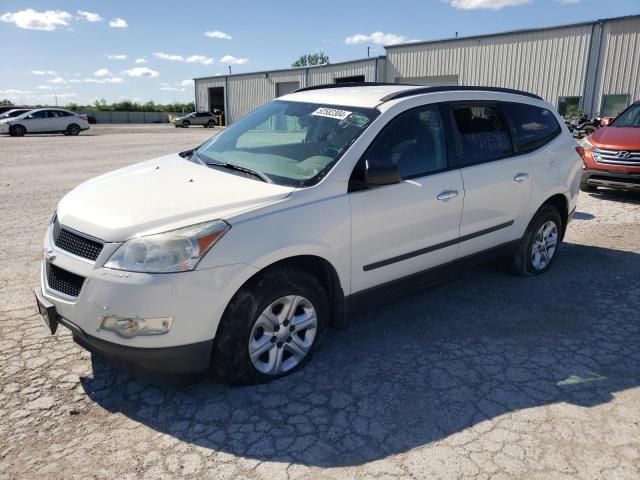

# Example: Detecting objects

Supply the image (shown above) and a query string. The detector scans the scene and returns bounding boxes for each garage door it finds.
[276,81,300,97]
[396,75,459,86]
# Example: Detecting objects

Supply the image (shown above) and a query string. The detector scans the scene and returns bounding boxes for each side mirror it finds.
[600,117,614,127]
[364,160,401,186]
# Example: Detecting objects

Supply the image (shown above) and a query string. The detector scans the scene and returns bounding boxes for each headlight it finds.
[578,137,593,150]
[100,315,173,338]
[104,220,229,273]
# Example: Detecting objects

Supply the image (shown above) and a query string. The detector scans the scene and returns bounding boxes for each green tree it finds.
[292,52,329,68]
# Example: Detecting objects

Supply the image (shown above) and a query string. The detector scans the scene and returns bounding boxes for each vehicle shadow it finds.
[81,243,640,467]
[589,189,640,204]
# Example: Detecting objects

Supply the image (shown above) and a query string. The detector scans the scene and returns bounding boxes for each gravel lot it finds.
[1,125,639,479]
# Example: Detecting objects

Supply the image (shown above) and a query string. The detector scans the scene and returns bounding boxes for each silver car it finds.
[173,111,219,128]
[0,108,90,136]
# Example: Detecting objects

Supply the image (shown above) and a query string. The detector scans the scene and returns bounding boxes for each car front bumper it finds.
[582,169,640,191]
[38,221,257,382]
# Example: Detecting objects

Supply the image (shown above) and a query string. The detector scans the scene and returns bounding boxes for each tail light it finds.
[79,114,88,121]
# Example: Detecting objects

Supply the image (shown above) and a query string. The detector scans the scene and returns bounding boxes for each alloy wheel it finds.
[531,220,558,270]
[248,295,318,375]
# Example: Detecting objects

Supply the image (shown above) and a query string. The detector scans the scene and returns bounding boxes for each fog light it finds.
[99,315,173,338]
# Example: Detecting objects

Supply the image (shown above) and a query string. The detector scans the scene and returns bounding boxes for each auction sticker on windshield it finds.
[312,107,352,120]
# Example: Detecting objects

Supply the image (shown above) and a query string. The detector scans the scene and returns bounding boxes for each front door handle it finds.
[513,172,530,183]
[437,190,459,201]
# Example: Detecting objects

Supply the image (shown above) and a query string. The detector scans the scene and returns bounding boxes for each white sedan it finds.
[0,108,90,136]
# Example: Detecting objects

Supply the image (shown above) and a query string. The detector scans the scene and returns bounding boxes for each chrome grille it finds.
[53,220,103,261]
[592,148,640,166]
[46,263,85,297]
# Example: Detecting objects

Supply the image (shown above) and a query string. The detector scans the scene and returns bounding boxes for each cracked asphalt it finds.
[1,125,639,479]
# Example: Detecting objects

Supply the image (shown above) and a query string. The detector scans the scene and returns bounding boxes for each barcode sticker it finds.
[311,107,352,120]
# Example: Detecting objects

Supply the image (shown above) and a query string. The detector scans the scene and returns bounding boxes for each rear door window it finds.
[500,102,561,153]
[451,105,513,166]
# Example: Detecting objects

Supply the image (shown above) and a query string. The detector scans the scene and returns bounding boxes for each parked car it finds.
[173,111,219,128]
[0,108,32,119]
[35,84,582,385]
[0,105,31,115]
[578,100,640,192]
[0,108,90,136]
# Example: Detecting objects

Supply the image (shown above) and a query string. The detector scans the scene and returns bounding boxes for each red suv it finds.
[578,100,640,192]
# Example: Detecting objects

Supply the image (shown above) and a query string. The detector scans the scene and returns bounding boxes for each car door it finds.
[21,110,49,132]
[349,104,464,294]
[47,110,66,132]
[196,113,209,125]
[449,102,532,258]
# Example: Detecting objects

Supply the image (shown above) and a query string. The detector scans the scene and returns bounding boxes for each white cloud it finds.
[160,86,182,91]
[134,58,147,64]
[345,31,411,46]
[0,89,33,95]
[122,67,159,78]
[84,77,124,84]
[107,54,127,60]
[1,9,72,31]
[153,52,214,66]
[48,76,67,84]
[77,10,103,22]
[447,0,530,10]
[109,17,128,28]
[68,79,81,84]
[220,55,248,65]
[204,30,232,40]
[31,70,58,76]
[180,79,194,87]
[37,85,53,90]
[40,92,78,99]
[557,0,580,3]
[93,68,112,77]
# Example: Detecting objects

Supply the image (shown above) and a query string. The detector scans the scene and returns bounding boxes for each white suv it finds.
[35,85,582,385]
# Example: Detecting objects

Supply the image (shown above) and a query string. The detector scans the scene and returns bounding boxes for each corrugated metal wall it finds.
[195,77,225,112]
[594,16,640,115]
[385,25,592,105]
[307,60,378,85]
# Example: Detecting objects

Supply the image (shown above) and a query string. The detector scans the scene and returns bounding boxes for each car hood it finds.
[57,153,295,242]
[590,126,640,150]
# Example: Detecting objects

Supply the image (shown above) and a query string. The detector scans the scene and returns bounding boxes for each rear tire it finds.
[206,120,215,128]
[505,204,563,277]
[9,125,26,137]
[67,124,80,136]
[212,267,329,385]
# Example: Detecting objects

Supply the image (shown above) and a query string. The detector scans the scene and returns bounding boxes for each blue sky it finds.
[1,0,638,106]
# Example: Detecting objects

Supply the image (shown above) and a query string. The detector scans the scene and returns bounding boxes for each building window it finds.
[601,94,629,117]
[558,96,581,117]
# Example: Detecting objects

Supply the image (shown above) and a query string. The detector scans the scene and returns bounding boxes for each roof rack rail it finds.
[379,86,543,102]
[294,82,402,93]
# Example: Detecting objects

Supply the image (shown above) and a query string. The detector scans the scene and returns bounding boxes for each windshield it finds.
[195,100,379,186]
[611,104,640,127]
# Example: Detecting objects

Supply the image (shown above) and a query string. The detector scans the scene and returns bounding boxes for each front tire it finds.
[212,267,329,385]
[182,121,190,128]
[506,204,562,277]
[9,125,26,137]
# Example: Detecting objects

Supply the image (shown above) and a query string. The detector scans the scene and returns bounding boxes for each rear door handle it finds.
[437,190,459,201]
[513,172,530,183]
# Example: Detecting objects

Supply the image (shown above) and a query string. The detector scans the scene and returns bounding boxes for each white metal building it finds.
[194,14,640,124]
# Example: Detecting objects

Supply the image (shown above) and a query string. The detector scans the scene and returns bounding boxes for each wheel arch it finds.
[220,255,347,337]
[539,193,569,240]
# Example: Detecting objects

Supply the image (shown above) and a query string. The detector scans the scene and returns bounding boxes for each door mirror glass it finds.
[364,160,401,186]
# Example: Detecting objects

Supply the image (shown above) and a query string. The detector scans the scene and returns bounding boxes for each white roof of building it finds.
[280,85,424,109]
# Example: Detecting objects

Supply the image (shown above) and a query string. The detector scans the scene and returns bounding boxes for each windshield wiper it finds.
[206,161,272,183]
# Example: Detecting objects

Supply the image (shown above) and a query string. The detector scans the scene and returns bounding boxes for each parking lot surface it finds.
[1,125,639,479]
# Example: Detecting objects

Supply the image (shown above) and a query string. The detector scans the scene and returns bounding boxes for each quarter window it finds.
[364,105,448,179]
[500,103,561,153]
[452,105,512,165]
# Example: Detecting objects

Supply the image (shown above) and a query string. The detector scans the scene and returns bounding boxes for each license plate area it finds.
[34,288,59,335]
